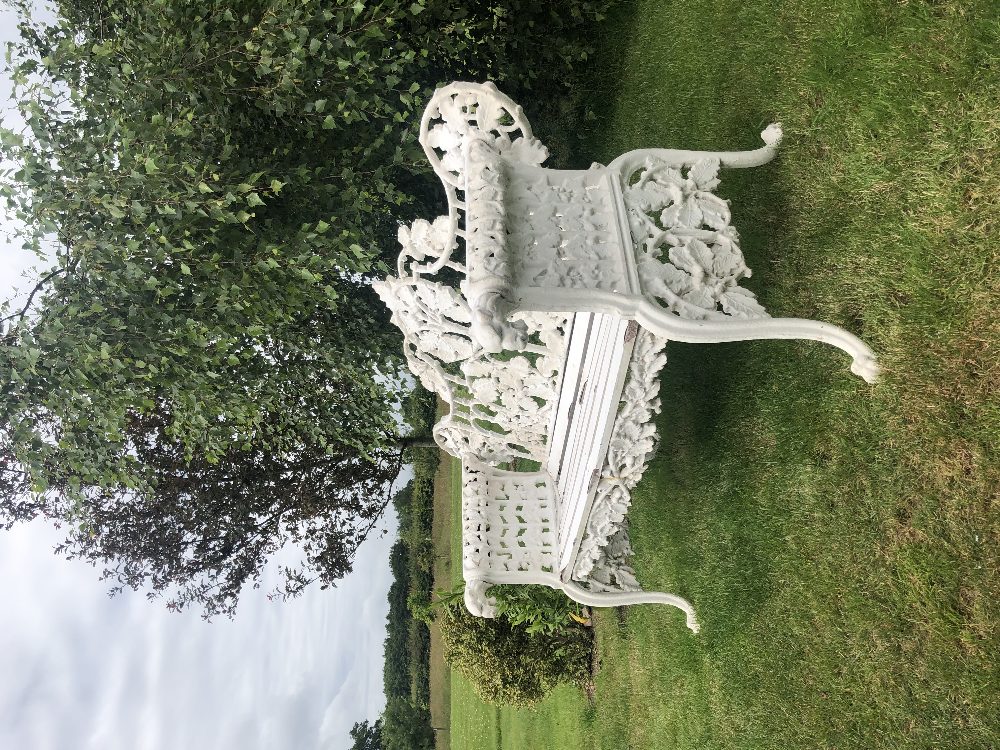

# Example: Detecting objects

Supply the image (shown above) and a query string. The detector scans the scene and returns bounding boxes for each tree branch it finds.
[0,266,64,328]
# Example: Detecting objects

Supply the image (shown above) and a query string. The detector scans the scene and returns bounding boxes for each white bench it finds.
[375,82,879,633]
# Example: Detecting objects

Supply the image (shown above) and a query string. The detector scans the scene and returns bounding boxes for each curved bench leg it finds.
[561,581,701,634]
[609,124,783,174]
[635,301,880,383]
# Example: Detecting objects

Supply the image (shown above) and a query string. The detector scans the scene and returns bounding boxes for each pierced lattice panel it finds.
[504,161,630,294]
[462,462,558,577]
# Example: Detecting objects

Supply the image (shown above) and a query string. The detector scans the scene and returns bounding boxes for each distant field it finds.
[442,0,999,748]
[428,454,455,750]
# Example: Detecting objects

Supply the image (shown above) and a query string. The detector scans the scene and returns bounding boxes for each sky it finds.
[0,7,396,750]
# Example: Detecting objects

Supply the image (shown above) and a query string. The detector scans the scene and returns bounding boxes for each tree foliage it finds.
[0,0,618,616]
[380,697,433,750]
[0,0,433,616]
[382,539,413,700]
[348,719,382,750]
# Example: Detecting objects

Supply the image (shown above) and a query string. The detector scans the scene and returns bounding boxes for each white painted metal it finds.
[545,312,588,479]
[375,81,881,634]
[460,457,699,633]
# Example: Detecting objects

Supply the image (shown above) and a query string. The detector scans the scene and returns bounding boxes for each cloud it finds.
[0,512,397,750]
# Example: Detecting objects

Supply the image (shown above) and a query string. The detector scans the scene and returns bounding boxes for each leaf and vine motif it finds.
[442,312,570,464]
[396,215,458,278]
[422,82,549,188]
[376,264,572,465]
[373,275,475,398]
[624,157,769,320]
[573,328,667,583]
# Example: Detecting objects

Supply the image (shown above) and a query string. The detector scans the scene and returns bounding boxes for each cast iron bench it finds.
[375,82,878,633]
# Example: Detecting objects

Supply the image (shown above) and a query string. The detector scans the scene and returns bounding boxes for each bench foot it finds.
[609,123,783,173]
[636,301,880,383]
[561,581,700,634]
[464,579,497,618]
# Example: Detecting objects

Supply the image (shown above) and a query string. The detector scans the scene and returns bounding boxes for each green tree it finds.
[380,697,433,750]
[0,0,617,617]
[348,719,382,750]
[437,599,592,707]
[0,0,435,617]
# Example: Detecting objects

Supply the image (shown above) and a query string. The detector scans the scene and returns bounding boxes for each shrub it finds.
[490,584,588,635]
[438,598,592,707]
[426,0,621,164]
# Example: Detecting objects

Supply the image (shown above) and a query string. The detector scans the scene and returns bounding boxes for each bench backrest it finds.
[374,271,571,465]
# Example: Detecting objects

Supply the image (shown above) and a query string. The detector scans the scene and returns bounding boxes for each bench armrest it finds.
[462,138,526,353]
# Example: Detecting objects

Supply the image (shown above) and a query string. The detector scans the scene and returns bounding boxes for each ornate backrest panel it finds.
[374,274,571,465]
[433,311,571,465]
[462,459,559,579]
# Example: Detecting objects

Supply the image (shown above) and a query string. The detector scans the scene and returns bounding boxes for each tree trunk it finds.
[396,434,438,449]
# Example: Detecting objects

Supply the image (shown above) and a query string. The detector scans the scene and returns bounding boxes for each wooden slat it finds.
[546,312,590,478]
[546,312,636,574]
[556,316,608,514]
[558,316,632,573]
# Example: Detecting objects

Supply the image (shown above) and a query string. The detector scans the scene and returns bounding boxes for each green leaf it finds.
[315,220,330,233]
[0,128,24,147]
[322,115,335,130]
[246,192,265,207]
[180,263,191,275]
[144,157,158,174]
[269,179,284,193]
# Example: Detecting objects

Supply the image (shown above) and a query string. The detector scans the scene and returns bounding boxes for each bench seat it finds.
[548,312,636,578]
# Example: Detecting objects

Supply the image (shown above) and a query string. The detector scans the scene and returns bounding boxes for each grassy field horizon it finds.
[438,1,998,748]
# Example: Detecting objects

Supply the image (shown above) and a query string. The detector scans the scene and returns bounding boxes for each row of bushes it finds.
[378,387,440,750]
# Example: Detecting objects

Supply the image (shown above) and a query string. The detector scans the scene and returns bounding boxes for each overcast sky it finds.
[0,7,396,750]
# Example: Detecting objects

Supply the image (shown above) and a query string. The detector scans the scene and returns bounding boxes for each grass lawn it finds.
[444,0,999,748]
